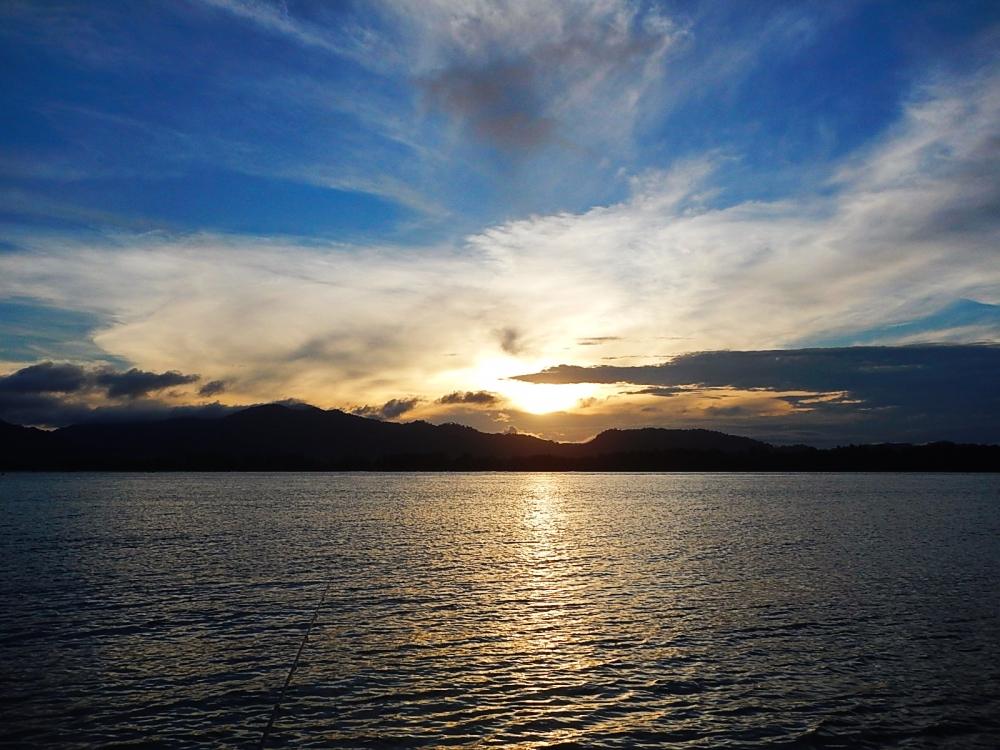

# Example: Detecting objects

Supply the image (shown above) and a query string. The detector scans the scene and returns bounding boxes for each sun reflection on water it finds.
[487,473,647,745]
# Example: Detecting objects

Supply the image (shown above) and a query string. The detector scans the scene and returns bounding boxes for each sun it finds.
[494,379,595,414]
[470,357,596,415]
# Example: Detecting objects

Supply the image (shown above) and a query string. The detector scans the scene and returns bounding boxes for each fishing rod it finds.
[257,580,332,749]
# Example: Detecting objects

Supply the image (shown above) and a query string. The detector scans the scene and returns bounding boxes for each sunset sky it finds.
[1,0,998,444]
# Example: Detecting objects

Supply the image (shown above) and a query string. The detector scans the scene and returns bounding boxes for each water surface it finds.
[2,473,999,748]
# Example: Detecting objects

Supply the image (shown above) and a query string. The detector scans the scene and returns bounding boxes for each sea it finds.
[2,472,999,748]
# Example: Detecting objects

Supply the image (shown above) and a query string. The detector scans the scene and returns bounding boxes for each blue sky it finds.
[1,1,999,443]
[4,1,995,239]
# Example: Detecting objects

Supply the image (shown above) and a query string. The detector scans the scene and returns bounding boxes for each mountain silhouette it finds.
[565,427,765,455]
[1,403,997,471]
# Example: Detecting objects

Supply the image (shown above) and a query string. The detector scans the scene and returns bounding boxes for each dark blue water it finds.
[2,473,999,748]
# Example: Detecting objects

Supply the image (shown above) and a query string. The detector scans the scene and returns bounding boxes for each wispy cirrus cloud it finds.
[403,0,680,152]
[176,0,690,220]
[194,0,392,65]
[0,0,868,239]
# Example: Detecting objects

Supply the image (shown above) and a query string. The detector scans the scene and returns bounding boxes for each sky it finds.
[1,0,999,445]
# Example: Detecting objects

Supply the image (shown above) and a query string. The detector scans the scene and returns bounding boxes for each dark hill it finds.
[30,404,566,469]
[572,428,767,455]
[1,419,57,466]
[1,405,997,471]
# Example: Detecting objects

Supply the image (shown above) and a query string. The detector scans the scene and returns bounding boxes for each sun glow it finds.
[470,357,596,415]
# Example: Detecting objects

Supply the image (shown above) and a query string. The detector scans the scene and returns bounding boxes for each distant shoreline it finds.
[4,404,998,473]
[4,468,998,474]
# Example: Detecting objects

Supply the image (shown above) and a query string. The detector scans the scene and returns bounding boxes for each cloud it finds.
[0,0,867,238]
[194,0,374,61]
[386,1,679,152]
[189,0,685,212]
[0,362,88,393]
[810,299,1000,347]
[0,361,200,398]
[436,390,501,406]
[193,1,680,148]
[514,345,1000,443]
[627,386,690,398]
[458,66,1000,352]
[423,62,555,150]
[0,394,239,429]
[352,397,421,420]
[95,367,199,399]
[0,361,204,426]
[513,345,998,391]
[198,379,227,397]
[496,327,524,355]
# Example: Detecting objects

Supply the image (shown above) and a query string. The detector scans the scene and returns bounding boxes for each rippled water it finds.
[2,473,999,748]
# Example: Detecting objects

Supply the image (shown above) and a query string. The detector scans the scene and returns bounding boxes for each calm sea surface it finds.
[1,473,999,748]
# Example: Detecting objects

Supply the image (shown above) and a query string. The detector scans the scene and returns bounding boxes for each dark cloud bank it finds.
[0,361,198,398]
[515,345,1000,445]
[0,361,219,427]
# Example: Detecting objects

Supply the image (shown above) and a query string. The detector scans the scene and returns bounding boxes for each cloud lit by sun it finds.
[468,356,598,415]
